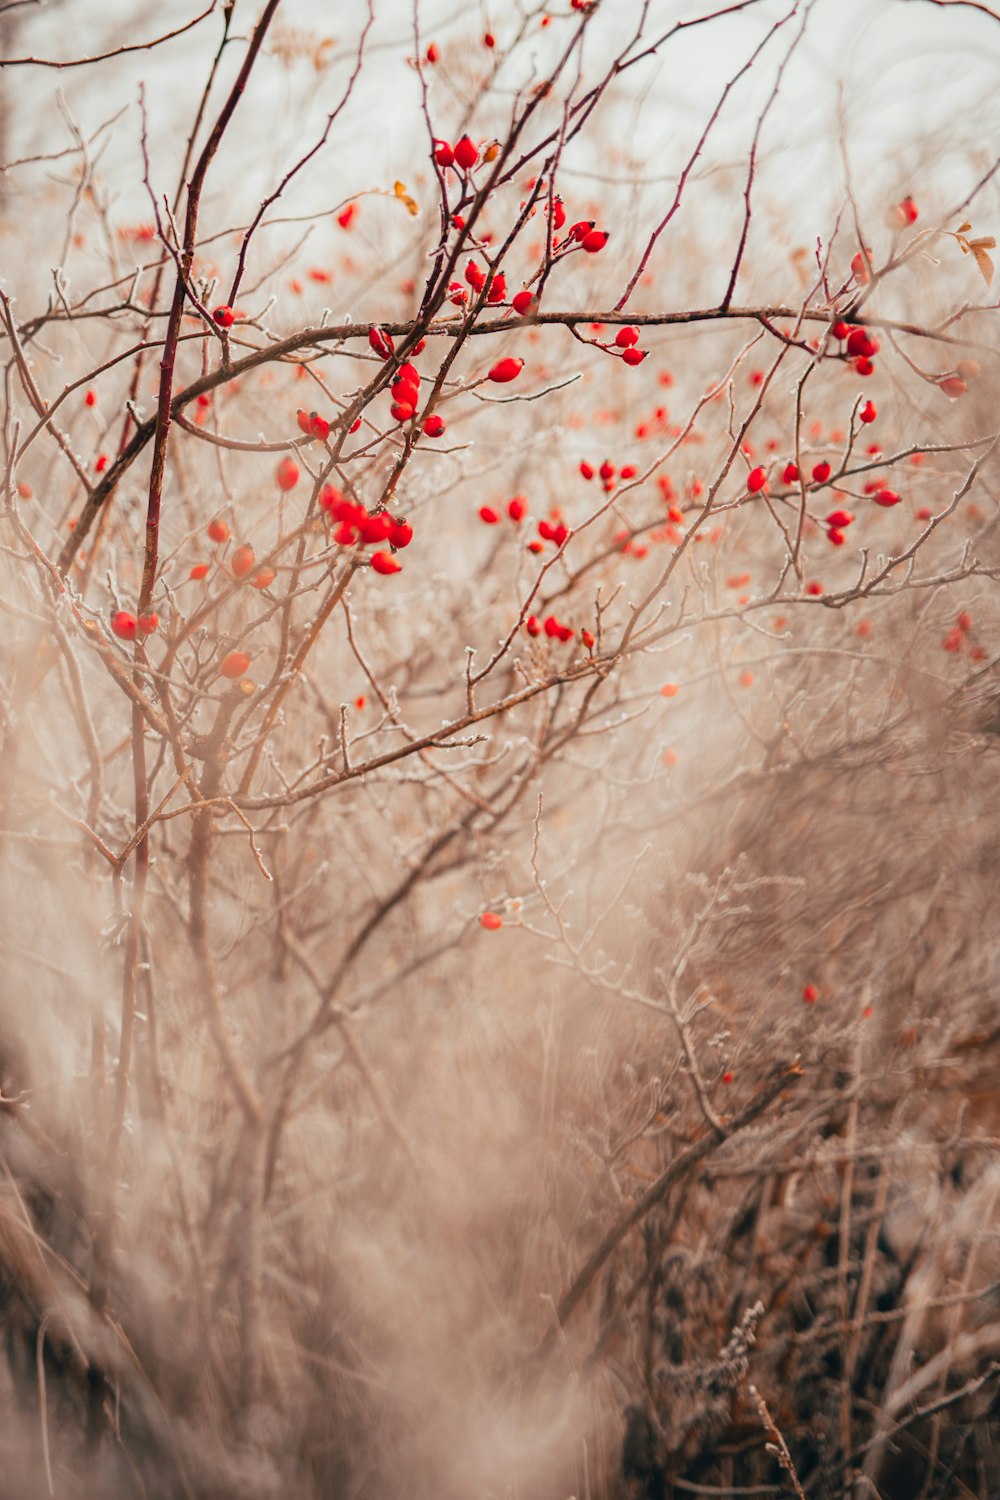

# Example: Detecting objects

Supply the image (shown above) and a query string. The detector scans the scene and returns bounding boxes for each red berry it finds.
[846,328,879,358]
[486,273,507,304]
[423,414,445,437]
[802,983,819,1004]
[137,612,159,635]
[252,568,276,590]
[851,248,874,284]
[425,41,439,63]
[359,511,393,545]
[507,496,527,522]
[309,412,330,440]
[479,912,503,930]
[369,326,394,359]
[220,651,250,679]
[782,462,799,484]
[296,408,313,436]
[832,320,850,341]
[213,305,235,328]
[614,327,640,348]
[111,610,137,641]
[580,628,595,649]
[805,580,824,596]
[579,461,594,480]
[812,461,832,483]
[190,563,210,581]
[939,376,967,398]
[859,400,877,423]
[854,357,875,377]
[525,615,541,636]
[465,260,486,291]
[747,466,768,494]
[957,610,973,633]
[231,544,255,579]
[433,139,454,168]
[488,357,523,383]
[599,459,615,483]
[387,519,413,549]
[580,228,609,253]
[479,506,500,524]
[276,456,299,491]
[483,31,495,47]
[371,551,402,575]
[512,289,535,316]
[873,488,901,508]
[826,508,854,528]
[85,388,97,407]
[827,527,846,546]
[454,135,478,170]
[621,347,647,366]
[207,518,230,543]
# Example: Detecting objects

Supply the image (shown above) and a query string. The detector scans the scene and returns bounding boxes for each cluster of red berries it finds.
[320,484,411,574]
[942,609,984,658]
[478,495,528,526]
[831,321,880,376]
[389,361,421,421]
[463,260,506,304]
[580,457,636,492]
[296,409,330,440]
[599,325,648,366]
[525,613,592,647]
[110,610,159,641]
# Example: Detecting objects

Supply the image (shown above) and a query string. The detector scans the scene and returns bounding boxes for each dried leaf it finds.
[957,221,972,235]
[393,180,420,217]
[971,244,995,285]
[313,37,335,71]
[968,235,997,250]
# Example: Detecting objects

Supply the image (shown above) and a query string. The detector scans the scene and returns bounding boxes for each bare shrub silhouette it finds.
[0,2,998,1496]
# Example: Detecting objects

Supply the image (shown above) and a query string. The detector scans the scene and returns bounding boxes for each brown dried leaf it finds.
[313,37,335,71]
[394,180,420,217]
[971,244,995,285]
